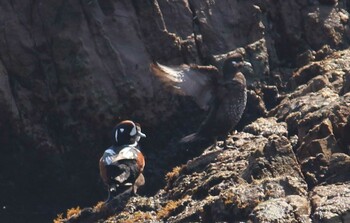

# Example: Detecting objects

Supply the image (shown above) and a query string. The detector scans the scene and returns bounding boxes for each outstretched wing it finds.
[150,62,219,110]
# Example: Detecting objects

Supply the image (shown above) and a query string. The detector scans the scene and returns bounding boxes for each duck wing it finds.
[150,62,219,110]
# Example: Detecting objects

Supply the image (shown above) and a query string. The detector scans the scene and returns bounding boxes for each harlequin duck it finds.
[99,120,146,201]
[150,53,250,149]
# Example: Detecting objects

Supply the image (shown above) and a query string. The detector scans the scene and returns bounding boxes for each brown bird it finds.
[150,54,250,149]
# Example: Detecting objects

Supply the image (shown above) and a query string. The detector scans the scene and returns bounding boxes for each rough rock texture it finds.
[311,184,350,222]
[64,131,310,223]
[270,49,350,188]
[1,0,350,222]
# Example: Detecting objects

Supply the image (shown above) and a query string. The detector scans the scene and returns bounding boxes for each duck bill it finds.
[243,61,252,67]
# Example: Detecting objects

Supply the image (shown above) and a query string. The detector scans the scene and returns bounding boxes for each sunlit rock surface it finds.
[1,0,350,222]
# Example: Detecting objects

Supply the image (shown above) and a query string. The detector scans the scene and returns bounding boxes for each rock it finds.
[326,153,350,183]
[0,60,20,146]
[160,133,307,222]
[293,75,331,98]
[286,195,312,223]
[1,1,350,222]
[238,90,267,129]
[310,183,350,222]
[300,153,329,187]
[296,119,341,161]
[242,135,305,185]
[304,7,349,49]
[270,87,340,136]
[243,117,288,137]
[0,61,19,120]
[296,50,316,67]
[269,50,350,188]
[64,130,309,222]
[318,0,338,5]
[261,84,282,110]
[288,63,326,90]
[340,115,350,151]
[157,1,193,39]
[250,196,311,223]
[245,39,270,80]
[341,70,350,95]
[188,1,264,55]
[314,45,335,61]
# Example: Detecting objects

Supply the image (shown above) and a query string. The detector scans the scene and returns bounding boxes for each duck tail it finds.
[180,132,215,147]
[180,132,205,144]
[179,132,216,154]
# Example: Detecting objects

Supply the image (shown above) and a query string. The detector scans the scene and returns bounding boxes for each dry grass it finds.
[53,213,64,223]
[223,191,262,210]
[165,166,182,181]
[66,206,81,218]
[53,206,81,223]
[92,201,105,212]
[165,165,184,190]
[156,199,182,220]
[127,211,153,222]
[112,211,153,223]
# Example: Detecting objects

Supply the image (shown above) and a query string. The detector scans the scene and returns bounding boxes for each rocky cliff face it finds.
[0,0,350,222]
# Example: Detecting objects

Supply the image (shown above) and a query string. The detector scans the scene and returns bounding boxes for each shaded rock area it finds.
[0,0,350,222]
[61,20,350,223]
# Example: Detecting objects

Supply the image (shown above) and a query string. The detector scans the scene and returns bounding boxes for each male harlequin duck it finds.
[150,53,250,149]
[99,120,146,202]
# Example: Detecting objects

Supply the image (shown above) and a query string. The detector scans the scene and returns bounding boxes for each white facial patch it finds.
[130,125,137,136]
[135,135,141,142]
[115,130,118,143]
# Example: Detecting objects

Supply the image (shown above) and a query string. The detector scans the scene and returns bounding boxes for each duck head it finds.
[222,54,252,80]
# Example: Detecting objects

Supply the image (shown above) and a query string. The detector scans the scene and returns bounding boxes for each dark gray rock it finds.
[1,1,350,222]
